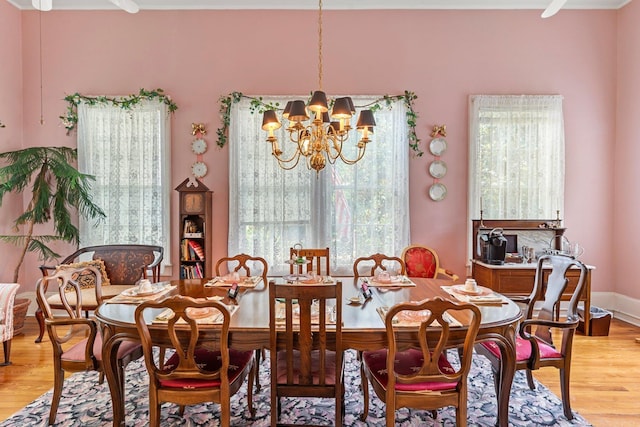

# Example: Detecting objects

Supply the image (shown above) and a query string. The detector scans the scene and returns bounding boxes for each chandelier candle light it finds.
[261,0,376,174]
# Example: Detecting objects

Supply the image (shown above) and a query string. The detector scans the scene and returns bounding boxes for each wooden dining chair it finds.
[35,265,143,425]
[215,253,269,286]
[269,279,344,426]
[360,297,481,427]
[215,252,269,391]
[352,253,406,280]
[134,295,255,427]
[476,253,587,420]
[289,246,331,276]
[401,244,459,281]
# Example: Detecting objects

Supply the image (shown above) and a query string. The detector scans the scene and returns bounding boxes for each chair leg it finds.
[1,339,11,366]
[35,307,46,343]
[525,369,536,390]
[49,366,65,425]
[247,359,256,418]
[254,348,262,392]
[559,366,574,420]
[360,359,370,422]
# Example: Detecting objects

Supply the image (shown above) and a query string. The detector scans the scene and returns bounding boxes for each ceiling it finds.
[6,0,631,11]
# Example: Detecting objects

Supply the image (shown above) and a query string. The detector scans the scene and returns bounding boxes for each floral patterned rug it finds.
[1,350,592,426]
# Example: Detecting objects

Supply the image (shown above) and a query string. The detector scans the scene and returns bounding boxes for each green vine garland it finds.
[60,88,178,135]
[216,90,423,156]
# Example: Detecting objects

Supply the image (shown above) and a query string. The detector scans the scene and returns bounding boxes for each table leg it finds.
[100,324,126,427]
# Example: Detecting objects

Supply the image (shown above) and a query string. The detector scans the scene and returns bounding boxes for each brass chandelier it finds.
[261,0,376,173]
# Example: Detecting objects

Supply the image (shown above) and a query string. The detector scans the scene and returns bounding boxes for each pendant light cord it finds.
[39,9,44,125]
[317,0,323,91]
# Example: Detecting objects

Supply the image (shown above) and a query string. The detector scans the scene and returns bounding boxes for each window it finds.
[228,95,410,275]
[77,99,171,269]
[468,95,565,221]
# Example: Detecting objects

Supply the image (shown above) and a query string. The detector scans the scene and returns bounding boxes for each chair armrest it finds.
[39,264,57,277]
[437,267,459,281]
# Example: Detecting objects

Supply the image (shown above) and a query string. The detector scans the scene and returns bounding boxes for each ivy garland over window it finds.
[216,90,422,156]
[59,88,178,134]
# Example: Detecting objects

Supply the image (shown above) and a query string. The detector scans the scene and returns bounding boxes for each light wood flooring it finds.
[1,317,639,425]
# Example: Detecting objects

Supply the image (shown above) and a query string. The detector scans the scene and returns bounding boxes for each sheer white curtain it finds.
[469,94,565,221]
[77,99,171,269]
[229,95,410,275]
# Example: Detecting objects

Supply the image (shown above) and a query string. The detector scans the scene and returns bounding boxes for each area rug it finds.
[1,350,592,426]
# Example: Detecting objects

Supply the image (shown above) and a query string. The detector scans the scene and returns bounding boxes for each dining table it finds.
[96,276,522,427]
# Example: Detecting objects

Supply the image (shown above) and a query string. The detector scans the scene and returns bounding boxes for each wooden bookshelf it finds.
[175,178,212,279]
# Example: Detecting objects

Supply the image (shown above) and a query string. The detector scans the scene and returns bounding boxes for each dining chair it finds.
[35,265,143,425]
[401,244,459,281]
[134,295,255,427]
[289,246,331,276]
[476,253,587,420]
[352,253,406,280]
[269,279,344,426]
[0,283,20,366]
[215,253,269,286]
[215,252,269,391]
[360,297,481,427]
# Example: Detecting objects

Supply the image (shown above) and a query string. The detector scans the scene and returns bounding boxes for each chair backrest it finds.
[35,266,100,368]
[0,283,20,342]
[383,297,481,393]
[36,265,103,318]
[269,280,342,393]
[41,244,164,285]
[401,244,440,278]
[215,253,268,286]
[134,295,232,387]
[289,247,331,276]
[353,253,406,280]
[525,254,588,344]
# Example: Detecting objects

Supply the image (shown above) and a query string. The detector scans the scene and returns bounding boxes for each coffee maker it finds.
[477,228,507,265]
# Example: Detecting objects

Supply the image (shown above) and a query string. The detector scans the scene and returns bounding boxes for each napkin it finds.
[153,304,238,324]
[367,276,416,287]
[376,306,462,327]
[441,285,506,306]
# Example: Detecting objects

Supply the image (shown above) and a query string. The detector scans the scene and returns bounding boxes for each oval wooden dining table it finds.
[96,277,522,427]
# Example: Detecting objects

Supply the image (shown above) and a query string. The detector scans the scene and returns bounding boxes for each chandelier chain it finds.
[318,0,323,90]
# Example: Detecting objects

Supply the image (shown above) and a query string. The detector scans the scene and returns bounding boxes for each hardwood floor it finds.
[1,317,639,425]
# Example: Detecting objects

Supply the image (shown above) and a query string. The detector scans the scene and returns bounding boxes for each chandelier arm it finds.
[335,146,367,165]
[274,151,303,170]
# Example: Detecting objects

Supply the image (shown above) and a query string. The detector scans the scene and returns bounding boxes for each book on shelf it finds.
[187,240,205,260]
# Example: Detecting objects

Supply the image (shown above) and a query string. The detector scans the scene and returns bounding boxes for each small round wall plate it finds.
[191,138,208,155]
[429,183,447,201]
[428,160,447,179]
[429,137,447,156]
[191,161,208,178]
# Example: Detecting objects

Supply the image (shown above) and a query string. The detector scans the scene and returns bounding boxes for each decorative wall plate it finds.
[191,138,208,155]
[191,161,208,178]
[429,160,447,179]
[429,137,448,156]
[429,183,447,201]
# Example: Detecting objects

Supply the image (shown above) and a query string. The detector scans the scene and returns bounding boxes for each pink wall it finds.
[0,1,25,283]
[2,8,618,295]
[615,2,640,300]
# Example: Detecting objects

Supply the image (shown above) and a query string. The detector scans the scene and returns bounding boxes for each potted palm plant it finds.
[0,146,106,282]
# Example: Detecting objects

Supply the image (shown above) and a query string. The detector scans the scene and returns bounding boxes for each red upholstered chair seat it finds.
[362,348,457,391]
[160,348,253,389]
[481,337,562,361]
[275,349,338,385]
[403,247,437,278]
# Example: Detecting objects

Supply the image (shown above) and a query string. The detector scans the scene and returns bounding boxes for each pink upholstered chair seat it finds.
[61,333,140,363]
[275,349,338,385]
[481,337,562,361]
[362,348,457,391]
[160,347,253,389]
